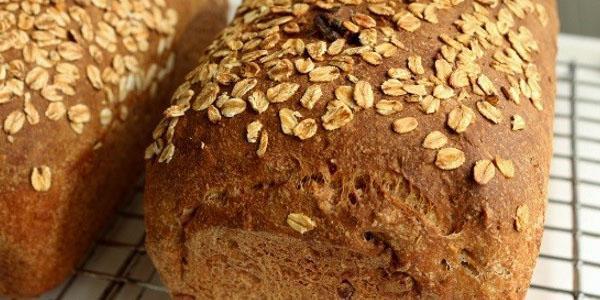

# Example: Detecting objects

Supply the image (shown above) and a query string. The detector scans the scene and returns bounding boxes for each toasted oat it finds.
[375,99,403,116]
[422,131,448,149]
[45,102,67,121]
[403,84,427,96]
[4,110,25,135]
[24,96,39,125]
[335,85,354,107]
[322,100,354,130]
[164,104,190,118]
[375,43,397,58]
[473,160,496,185]
[25,67,49,91]
[287,213,317,234]
[207,105,222,123]
[327,39,346,55]
[68,104,91,124]
[369,4,395,16]
[353,13,376,28]
[86,65,103,90]
[192,82,220,110]
[495,157,515,178]
[306,41,327,61]
[246,120,263,143]
[447,105,475,133]
[477,74,497,96]
[329,55,354,73]
[257,130,269,158]
[393,117,418,134]
[231,78,257,98]
[158,143,175,163]
[300,85,322,109]
[435,59,452,81]
[408,55,425,75]
[433,85,454,99]
[361,51,383,65]
[58,42,84,61]
[267,59,294,82]
[31,166,52,192]
[395,12,421,32]
[0,87,11,104]
[294,58,315,74]
[41,85,64,102]
[354,81,374,109]
[381,79,406,96]
[220,98,247,117]
[435,148,466,170]
[511,114,526,131]
[388,68,412,80]
[293,118,318,140]
[267,83,300,103]
[420,95,440,114]
[342,20,360,33]
[248,91,269,114]
[100,108,112,126]
[449,69,469,88]
[515,204,529,232]
[477,101,502,124]
[309,66,340,82]
[279,108,302,135]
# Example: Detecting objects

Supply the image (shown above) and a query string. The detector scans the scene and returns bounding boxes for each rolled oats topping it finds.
[435,148,466,170]
[447,105,475,133]
[0,0,181,188]
[247,120,263,143]
[393,117,418,134]
[31,166,52,192]
[515,204,529,232]
[287,213,317,234]
[145,0,550,189]
[375,99,403,116]
[293,118,318,140]
[267,83,300,103]
[495,156,515,178]
[354,81,374,109]
[473,159,496,185]
[422,131,448,150]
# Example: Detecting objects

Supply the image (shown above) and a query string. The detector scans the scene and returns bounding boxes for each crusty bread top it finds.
[148,0,553,190]
[0,0,180,193]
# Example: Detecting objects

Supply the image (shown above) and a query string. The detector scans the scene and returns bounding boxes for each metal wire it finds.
[47,60,600,299]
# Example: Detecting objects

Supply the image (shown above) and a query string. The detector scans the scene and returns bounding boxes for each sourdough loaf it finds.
[0,0,227,296]
[145,0,558,298]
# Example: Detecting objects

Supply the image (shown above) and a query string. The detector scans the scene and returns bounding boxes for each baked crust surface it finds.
[145,0,558,298]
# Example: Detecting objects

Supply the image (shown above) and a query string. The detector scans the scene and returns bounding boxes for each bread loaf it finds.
[0,0,227,296]
[145,0,558,298]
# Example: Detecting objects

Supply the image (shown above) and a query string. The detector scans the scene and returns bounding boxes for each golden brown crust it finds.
[145,0,558,298]
[0,0,227,296]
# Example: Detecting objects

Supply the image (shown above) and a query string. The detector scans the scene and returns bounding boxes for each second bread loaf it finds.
[145,0,558,298]
[0,0,227,296]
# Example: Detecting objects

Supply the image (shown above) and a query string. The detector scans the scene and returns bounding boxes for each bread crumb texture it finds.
[0,0,180,192]
[144,0,557,298]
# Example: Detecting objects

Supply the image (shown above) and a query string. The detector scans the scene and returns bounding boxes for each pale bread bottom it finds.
[173,227,417,299]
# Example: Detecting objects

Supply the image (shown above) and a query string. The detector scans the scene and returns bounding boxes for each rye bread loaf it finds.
[0,0,227,296]
[145,0,558,298]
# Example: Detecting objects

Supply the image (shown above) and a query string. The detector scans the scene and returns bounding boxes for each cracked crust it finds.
[0,1,227,297]
[145,0,558,298]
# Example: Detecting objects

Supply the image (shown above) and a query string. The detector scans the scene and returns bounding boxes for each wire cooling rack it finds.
[38,59,600,299]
